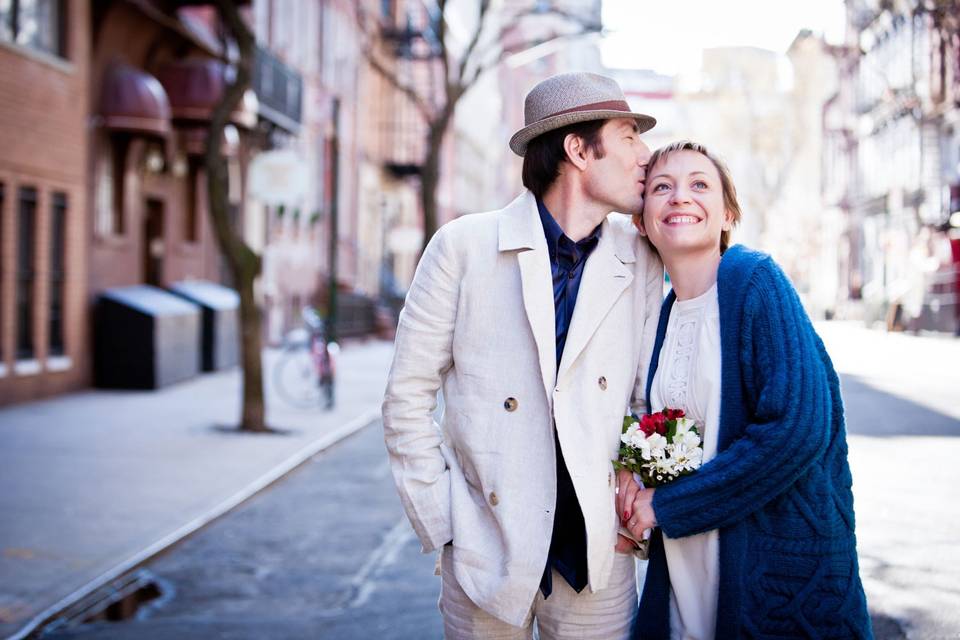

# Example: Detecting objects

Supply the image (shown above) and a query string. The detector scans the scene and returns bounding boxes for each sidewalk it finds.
[0,340,395,639]
[815,320,960,421]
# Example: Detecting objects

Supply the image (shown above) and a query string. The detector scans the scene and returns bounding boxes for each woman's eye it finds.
[652,183,669,192]
[692,180,708,189]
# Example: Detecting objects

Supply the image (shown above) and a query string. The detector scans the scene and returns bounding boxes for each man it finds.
[382,72,664,639]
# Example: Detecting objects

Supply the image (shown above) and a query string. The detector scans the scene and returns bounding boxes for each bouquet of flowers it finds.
[613,408,703,557]
[613,408,703,487]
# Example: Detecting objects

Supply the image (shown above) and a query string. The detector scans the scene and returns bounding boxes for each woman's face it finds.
[638,150,731,258]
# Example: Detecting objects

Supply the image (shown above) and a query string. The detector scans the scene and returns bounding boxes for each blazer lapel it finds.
[557,216,635,381]
[499,192,557,401]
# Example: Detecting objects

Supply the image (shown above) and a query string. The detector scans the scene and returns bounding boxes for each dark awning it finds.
[157,58,257,129]
[99,63,172,137]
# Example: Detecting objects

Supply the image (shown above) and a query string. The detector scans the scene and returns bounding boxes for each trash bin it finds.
[94,285,201,389]
[168,280,240,372]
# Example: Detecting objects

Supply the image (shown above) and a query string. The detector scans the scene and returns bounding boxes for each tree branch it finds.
[367,54,435,122]
[207,0,257,272]
[465,24,601,90]
[436,0,451,86]
[455,0,492,84]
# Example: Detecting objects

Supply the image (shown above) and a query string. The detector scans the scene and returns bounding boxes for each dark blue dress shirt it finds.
[536,198,601,598]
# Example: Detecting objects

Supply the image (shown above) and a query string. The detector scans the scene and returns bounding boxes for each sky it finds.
[600,0,847,75]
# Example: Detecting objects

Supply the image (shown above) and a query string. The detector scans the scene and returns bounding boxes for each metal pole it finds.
[327,97,340,343]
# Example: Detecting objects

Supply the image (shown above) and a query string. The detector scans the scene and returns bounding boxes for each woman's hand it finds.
[625,488,657,540]
[616,468,641,522]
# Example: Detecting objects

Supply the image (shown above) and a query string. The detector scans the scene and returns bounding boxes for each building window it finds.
[94,136,127,237]
[16,186,36,361]
[0,0,66,58]
[49,191,66,357]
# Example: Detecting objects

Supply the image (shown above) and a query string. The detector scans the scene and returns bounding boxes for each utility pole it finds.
[327,97,340,343]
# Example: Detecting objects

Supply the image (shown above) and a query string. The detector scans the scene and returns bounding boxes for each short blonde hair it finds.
[644,140,742,253]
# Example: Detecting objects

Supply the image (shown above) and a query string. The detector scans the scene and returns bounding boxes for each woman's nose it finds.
[670,186,692,204]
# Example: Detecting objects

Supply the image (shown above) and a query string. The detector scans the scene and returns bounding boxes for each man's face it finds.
[581,118,651,215]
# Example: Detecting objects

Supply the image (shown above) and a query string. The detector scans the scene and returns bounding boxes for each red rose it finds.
[664,408,685,420]
[639,414,656,436]
[650,412,666,434]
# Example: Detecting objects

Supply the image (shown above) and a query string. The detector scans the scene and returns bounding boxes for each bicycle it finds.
[273,307,338,409]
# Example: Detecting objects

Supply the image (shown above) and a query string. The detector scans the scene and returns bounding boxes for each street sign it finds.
[248,149,309,205]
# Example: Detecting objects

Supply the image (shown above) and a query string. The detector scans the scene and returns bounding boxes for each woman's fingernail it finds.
[624,510,631,521]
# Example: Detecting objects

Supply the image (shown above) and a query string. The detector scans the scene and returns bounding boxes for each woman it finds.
[619,141,872,639]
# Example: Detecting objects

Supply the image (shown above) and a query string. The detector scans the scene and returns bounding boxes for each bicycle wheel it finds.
[274,345,322,408]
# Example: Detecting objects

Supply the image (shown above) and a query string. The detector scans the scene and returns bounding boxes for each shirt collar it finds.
[536,198,602,259]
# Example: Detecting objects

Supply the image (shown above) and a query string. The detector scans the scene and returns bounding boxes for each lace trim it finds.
[665,316,698,409]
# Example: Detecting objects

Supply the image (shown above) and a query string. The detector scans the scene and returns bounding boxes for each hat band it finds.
[536,99,632,123]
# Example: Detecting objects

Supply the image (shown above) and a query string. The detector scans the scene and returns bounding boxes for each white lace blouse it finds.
[650,283,721,640]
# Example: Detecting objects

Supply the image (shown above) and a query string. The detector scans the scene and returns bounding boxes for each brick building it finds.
[1,0,91,404]
[1,0,302,406]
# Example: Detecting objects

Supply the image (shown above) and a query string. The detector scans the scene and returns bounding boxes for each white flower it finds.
[633,435,652,459]
[669,442,704,473]
[672,417,701,449]
[621,424,640,446]
[678,430,701,449]
[646,433,668,459]
[654,455,674,475]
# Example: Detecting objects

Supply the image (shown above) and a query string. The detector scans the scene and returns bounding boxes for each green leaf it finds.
[666,419,677,440]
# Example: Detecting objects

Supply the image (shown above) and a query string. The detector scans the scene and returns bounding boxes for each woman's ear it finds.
[722,209,734,232]
[633,213,647,236]
[563,133,589,170]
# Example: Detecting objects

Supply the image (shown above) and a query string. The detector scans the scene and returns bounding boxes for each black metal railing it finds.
[253,45,303,133]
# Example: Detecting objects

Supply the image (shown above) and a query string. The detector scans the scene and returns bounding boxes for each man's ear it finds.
[563,133,589,170]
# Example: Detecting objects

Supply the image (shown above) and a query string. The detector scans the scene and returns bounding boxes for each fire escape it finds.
[376,1,444,178]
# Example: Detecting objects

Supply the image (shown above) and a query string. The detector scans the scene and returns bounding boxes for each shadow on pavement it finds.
[840,374,960,437]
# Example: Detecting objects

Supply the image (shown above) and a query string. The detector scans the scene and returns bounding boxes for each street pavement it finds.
[0,340,394,640]
[3,323,959,639]
[818,323,960,640]
[43,420,441,640]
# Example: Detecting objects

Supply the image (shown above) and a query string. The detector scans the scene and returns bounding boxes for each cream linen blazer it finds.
[382,191,663,626]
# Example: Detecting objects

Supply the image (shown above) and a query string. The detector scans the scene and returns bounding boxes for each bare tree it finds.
[357,1,602,252]
[205,0,270,433]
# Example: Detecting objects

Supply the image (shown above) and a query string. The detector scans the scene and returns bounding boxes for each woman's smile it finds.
[663,213,702,225]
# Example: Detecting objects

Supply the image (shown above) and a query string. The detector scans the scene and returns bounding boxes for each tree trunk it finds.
[236,253,265,430]
[420,115,453,253]
[205,0,269,433]
[420,146,440,251]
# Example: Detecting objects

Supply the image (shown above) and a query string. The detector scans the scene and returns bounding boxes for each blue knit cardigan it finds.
[634,245,872,640]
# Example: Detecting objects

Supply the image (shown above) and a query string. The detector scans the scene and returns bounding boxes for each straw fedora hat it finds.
[509,72,656,157]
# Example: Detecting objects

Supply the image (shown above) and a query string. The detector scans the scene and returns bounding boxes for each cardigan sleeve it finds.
[652,259,833,539]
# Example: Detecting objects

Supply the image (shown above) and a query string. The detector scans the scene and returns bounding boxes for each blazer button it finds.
[489,491,500,506]
[598,376,607,390]
[608,471,613,487]
[503,397,518,412]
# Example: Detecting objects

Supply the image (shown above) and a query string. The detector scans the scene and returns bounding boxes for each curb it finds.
[7,407,383,640]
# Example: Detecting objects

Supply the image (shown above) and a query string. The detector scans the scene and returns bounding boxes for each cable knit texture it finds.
[634,245,872,640]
